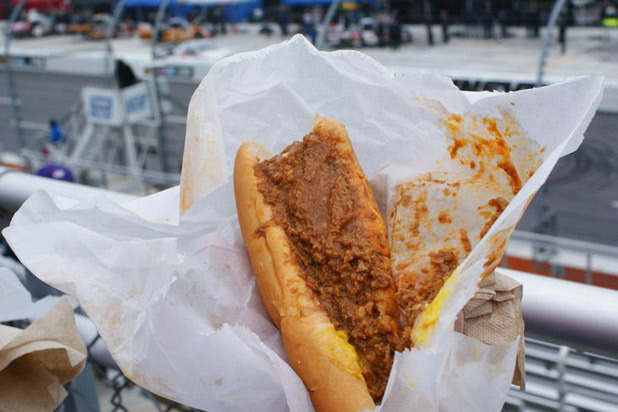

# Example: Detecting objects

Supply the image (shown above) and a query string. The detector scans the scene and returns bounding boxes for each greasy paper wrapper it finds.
[0,268,87,412]
[3,36,602,411]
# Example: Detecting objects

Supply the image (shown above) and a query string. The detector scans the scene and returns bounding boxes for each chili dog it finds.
[233,110,534,411]
[234,117,403,412]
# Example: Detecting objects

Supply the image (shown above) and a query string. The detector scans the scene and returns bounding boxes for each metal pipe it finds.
[22,149,180,186]
[502,268,618,359]
[4,0,27,149]
[537,0,568,85]
[510,229,618,259]
[151,0,170,53]
[316,0,341,50]
[585,253,593,284]
[0,167,136,213]
[150,0,170,173]
[423,0,434,46]
[556,345,570,411]
[105,0,128,87]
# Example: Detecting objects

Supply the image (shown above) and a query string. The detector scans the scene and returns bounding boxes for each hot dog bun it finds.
[234,117,400,412]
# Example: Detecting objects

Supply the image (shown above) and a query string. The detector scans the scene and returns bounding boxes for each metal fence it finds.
[506,339,618,412]
[506,230,618,286]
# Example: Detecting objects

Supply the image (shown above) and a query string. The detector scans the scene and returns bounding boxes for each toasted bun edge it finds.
[233,137,376,412]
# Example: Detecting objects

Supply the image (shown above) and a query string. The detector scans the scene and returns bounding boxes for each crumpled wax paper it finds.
[3,35,603,412]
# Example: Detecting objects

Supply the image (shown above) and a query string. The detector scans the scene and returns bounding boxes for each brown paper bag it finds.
[0,298,87,412]
[463,272,525,389]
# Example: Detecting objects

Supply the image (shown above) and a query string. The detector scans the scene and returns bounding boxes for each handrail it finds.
[104,0,128,87]
[19,150,181,188]
[150,0,170,173]
[508,229,618,285]
[502,268,618,359]
[3,0,27,148]
[510,230,618,259]
[0,166,136,212]
[537,0,568,85]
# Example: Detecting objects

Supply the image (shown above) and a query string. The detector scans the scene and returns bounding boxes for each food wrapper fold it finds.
[0,268,86,412]
[463,272,525,389]
[3,35,602,411]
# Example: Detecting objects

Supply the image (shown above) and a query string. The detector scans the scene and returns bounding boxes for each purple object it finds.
[36,164,75,183]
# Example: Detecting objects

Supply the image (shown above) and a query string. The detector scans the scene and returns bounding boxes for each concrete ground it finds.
[3,23,618,86]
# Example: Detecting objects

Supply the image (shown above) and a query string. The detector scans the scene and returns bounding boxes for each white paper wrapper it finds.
[378,333,520,412]
[3,35,602,411]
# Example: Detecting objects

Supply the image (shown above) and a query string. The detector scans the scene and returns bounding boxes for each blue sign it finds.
[125,93,147,115]
[89,95,113,120]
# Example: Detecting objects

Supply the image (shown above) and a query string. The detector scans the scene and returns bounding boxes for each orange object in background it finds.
[501,255,618,291]
[138,17,211,43]
[67,22,90,34]
[0,152,28,172]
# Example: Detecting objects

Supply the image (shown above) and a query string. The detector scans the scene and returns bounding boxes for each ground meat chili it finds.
[254,130,402,402]
[397,249,460,338]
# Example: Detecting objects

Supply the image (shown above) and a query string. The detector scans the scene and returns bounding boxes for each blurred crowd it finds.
[2,0,618,49]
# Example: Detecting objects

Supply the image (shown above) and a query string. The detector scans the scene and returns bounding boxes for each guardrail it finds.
[0,166,136,212]
[506,338,618,412]
[19,150,181,191]
[507,230,618,285]
[503,269,618,359]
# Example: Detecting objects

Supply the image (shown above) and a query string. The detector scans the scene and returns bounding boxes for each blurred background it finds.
[0,0,617,411]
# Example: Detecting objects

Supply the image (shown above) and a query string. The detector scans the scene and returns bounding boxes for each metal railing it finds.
[0,166,136,212]
[21,149,180,192]
[506,338,618,412]
[506,231,618,285]
[11,93,181,194]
